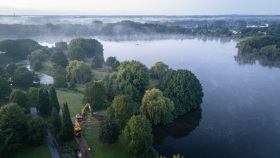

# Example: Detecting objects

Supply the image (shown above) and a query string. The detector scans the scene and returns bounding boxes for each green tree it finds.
[99,120,120,145]
[31,59,43,71]
[54,75,68,88]
[12,67,40,88]
[50,107,62,136]
[102,74,118,102]
[0,76,12,99]
[55,65,67,76]
[27,87,39,107]
[140,88,174,125]
[66,60,92,84]
[37,89,50,116]
[123,115,153,156]
[69,79,76,90]
[158,70,204,118]
[106,56,117,66]
[68,37,103,60]
[50,51,68,68]
[55,41,68,51]
[9,89,30,114]
[91,56,103,68]
[49,86,60,114]
[61,102,74,141]
[6,62,17,76]
[107,95,138,129]
[112,60,120,71]
[28,49,48,71]
[117,60,150,97]
[150,61,169,79]
[122,84,141,104]
[0,66,6,78]
[27,117,48,146]
[0,103,28,156]
[83,80,106,110]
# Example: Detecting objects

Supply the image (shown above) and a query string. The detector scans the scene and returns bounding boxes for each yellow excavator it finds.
[74,119,82,137]
[76,103,92,122]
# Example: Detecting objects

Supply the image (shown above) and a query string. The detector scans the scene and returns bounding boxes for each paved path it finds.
[30,107,61,158]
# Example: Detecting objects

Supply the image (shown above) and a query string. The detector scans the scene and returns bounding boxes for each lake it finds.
[100,37,280,158]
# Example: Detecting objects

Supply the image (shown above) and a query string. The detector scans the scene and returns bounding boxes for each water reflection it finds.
[234,54,280,68]
[152,107,202,145]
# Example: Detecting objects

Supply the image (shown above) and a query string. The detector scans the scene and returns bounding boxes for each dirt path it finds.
[30,107,61,158]
[72,117,92,158]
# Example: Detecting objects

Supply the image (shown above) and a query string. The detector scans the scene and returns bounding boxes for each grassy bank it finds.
[82,123,129,158]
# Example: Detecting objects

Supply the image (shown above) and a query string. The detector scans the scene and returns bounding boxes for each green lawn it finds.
[82,123,130,158]
[10,141,51,158]
[56,90,84,117]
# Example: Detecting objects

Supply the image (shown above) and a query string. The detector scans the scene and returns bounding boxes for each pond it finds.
[100,37,280,158]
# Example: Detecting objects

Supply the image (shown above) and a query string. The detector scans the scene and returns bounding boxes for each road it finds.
[30,107,61,158]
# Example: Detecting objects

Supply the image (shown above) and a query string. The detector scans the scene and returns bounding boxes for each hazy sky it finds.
[0,0,279,15]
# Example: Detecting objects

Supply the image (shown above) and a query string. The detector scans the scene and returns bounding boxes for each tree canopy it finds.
[106,56,117,66]
[83,80,106,110]
[12,67,40,88]
[50,51,68,68]
[140,88,174,125]
[91,56,103,68]
[107,94,138,129]
[0,103,28,156]
[49,86,60,114]
[6,62,17,77]
[9,89,30,114]
[27,87,39,107]
[123,115,153,156]
[55,41,68,51]
[66,60,92,84]
[0,76,11,99]
[150,61,169,79]
[68,38,103,61]
[99,120,120,145]
[117,60,150,97]
[27,117,48,146]
[158,69,204,118]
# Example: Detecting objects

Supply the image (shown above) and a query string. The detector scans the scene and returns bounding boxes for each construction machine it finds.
[76,103,92,122]
[74,119,82,137]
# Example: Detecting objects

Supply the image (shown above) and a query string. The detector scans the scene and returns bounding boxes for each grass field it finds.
[56,90,84,117]
[82,123,130,158]
[10,141,51,158]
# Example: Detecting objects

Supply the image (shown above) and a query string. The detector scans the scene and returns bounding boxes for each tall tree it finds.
[37,88,50,116]
[117,60,150,97]
[27,87,39,107]
[43,89,50,116]
[61,102,74,141]
[83,80,106,110]
[55,41,68,51]
[0,103,28,156]
[66,60,92,84]
[158,69,204,118]
[140,88,174,125]
[27,117,48,146]
[107,95,138,129]
[49,86,60,114]
[91,56,103,68]
[0,66,6,78]
[102,74,118,102]
[50,107,62,136]
[9,89,30,114]
[0,76,11,99]
[123,115,153,156]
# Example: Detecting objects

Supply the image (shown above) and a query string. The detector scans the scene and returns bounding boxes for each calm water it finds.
[101,38,280,158]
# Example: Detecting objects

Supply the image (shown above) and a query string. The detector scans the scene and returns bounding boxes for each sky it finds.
[0,0,279,15]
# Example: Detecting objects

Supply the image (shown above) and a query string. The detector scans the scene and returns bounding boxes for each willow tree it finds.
[140,88,174,125]
[66,60,92,84]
